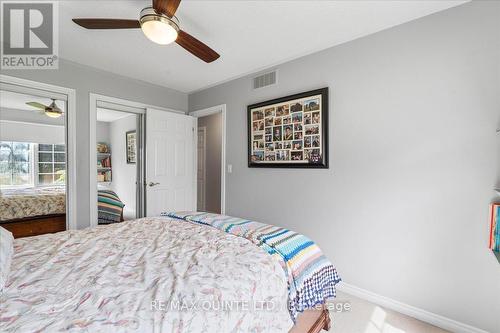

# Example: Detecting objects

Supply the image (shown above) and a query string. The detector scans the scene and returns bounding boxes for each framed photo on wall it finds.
[126,130,136,164]
[248,87,328,168]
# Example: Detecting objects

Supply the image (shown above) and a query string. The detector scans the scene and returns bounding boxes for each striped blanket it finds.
[98,190,125,224]
[163,211,341,322]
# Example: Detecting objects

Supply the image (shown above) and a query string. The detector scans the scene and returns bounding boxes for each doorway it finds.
[190,105,226,214]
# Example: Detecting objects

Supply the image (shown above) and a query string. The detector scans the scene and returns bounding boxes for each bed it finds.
[0,186,66,221]
[0,187,66,238]
[97,189,125,224]
[0,212,340,332]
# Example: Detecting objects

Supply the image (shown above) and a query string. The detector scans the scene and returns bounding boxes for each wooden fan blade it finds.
[153,0,181,17]
[176,30,219,63]
[72,19,140,29]
[26,102,47,110]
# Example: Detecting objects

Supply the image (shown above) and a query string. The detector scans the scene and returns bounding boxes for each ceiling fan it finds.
[72,0,220,63]
[26,99,63,118]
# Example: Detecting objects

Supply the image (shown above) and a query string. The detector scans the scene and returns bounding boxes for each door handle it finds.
[148,182,160,187]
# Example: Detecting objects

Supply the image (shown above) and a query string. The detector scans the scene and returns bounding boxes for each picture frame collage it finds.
[247,87,328,168]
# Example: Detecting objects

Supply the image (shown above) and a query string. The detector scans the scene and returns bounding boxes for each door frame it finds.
[197,126,207,211]
[189,104,226,214]
[89,93,183,227]
[0,74,77,230]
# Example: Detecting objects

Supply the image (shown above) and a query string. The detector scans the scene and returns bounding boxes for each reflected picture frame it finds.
[126,130,136,164]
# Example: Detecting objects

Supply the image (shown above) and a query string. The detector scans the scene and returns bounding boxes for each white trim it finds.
[338,282,489,333]
[192,116,198,212]
[97,101,145,114]
[89,93,182,227]
[0,119,64,128]
[0,75,77,231]
[89,94,98,228]
[189,104,227,214]
[0,75,67,101]
[197,126,207,211]
[90,93,184,115]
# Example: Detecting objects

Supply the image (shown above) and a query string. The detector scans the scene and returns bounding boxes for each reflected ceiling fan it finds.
[72,0,220,63]
[26,99,63,118]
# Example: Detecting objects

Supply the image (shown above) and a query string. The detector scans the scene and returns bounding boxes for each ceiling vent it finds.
[253,70,277,90]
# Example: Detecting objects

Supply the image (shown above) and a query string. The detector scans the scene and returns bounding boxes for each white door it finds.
[146,108,197,216]
[197,127,206,211]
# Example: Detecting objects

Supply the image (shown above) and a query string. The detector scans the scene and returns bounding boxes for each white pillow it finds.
[0,227,14,292]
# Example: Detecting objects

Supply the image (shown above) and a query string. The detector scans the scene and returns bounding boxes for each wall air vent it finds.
[253,70,277,90]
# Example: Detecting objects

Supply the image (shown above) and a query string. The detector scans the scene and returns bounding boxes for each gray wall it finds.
[96,121,110,145]
[0,107,65,143]
[0,120,64,144]
[198,112,222,213]
[1,59,188,229]
[0,107,64,126]
[189,2,500,332]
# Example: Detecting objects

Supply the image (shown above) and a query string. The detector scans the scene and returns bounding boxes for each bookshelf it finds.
[97,150,112,183]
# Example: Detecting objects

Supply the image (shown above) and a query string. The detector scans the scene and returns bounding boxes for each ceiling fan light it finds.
[140,8,179,45]
[45,110,62,118]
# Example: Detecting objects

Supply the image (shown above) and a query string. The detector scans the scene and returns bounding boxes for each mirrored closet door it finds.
[0,87,68,238]
[94,102,145,225]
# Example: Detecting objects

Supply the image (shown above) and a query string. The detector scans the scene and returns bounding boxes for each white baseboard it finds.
[337,282,489,333]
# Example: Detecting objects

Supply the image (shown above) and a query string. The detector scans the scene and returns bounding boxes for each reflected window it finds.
[0,141,65,188]
[38,144,65,185]
[0,142,33,187]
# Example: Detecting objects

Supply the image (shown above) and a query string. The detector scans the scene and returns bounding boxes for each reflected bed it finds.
[0,187,66,238]
[0,186,65,221]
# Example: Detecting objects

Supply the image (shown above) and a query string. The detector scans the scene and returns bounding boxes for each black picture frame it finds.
[126,130,136,164]
[247,87,329,168]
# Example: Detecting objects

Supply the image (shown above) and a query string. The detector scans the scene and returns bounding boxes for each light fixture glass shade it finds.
[45,110,62,118]
[141,19,178,45]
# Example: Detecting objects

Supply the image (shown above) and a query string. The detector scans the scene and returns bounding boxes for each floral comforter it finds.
[0,186,65,221]
[0,217,293,332]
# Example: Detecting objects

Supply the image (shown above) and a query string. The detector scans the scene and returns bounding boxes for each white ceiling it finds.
[58,1,468,93]
[96,108,135,122]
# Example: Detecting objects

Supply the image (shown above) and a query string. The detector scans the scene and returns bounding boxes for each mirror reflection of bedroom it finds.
[0,90,67,237]
[96,108,138,224]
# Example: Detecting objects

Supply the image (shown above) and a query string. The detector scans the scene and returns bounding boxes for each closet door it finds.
[145,108,196,216]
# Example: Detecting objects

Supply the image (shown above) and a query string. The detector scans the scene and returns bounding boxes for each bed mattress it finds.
[0,216,293,332]
[0,187,65,221]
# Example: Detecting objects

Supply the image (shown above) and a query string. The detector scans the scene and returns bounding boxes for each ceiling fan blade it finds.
[26,102,47,110]
[175,30,219,63]
[72,19,140,29]
[153,0,181,17]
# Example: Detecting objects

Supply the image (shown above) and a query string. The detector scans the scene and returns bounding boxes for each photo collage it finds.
[250,94,322,164]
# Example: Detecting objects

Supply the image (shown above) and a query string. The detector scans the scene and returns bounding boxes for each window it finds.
[0,141,65,188]
[38,144,66,185]
[0,142,33,187]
